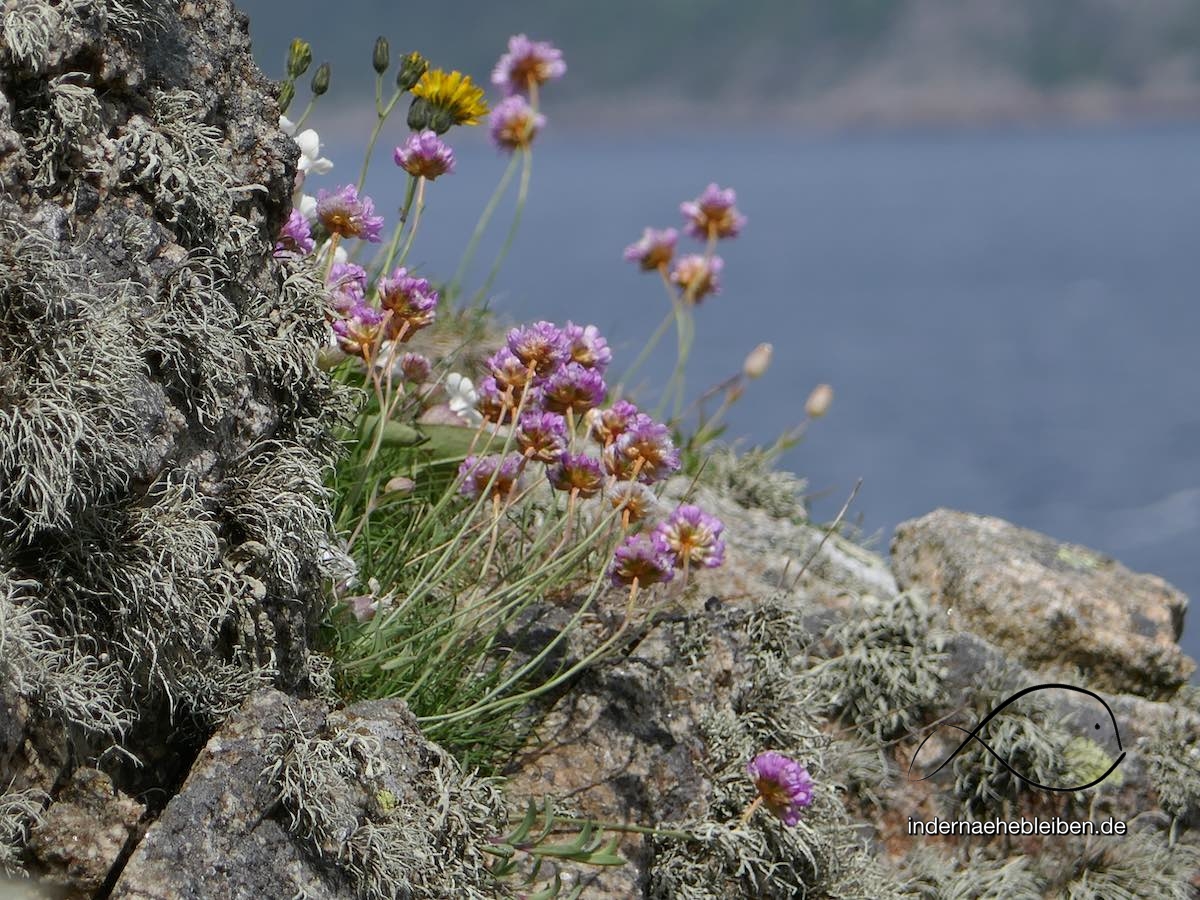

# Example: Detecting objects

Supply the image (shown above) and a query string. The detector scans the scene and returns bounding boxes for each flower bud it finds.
[384,475,415,495]
[311,62,331,96]
[743,342,772,380]
[277,80,295,115]
[805,383,833,418]
[286,39,312,79]
[372,36,390,75]
[406,96,432,131]
[396,51,428,92]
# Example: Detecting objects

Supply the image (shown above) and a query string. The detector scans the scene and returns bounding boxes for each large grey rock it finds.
[891,508,1194,699]
[0,0,346,881]
[113,690,505,900]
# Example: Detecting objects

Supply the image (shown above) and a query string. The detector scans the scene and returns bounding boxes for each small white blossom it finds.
[445,372,481,425]
[295,128,333,176]
[299,192,317,220]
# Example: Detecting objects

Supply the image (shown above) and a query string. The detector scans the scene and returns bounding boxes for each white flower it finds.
[280,116,333,178]
[445,372,481,425]
[295,128,333,176]
[299,192,317,220]
[313,240,347,267]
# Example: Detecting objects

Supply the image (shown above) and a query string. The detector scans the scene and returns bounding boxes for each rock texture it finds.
[891,508,1193,698]
[0,0,348,883]
[112,690,505,900]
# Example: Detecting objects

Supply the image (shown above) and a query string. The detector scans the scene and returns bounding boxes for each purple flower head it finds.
[400,352,432,384]
[623,227,678,272]
[327,262,368,313]
[492,34,566,96]
[541,362,606,416]
[670,254,723,303]
[274,209,315,258]
[655,505,726,569]
[486,346,534,393]
[547,452,604,498]
[394,130,456,180]
[458,453,523,501]
[332,304,384,358]
[316,184,385,242]
[609,533,675,587]
[587,401,643,446]
[606,418,680,484]
[475,376,509,424]
[378,267,438,340]
[606,481,658,525]
[562,322,612,373]
[516,411,568,463]
[747,752,814,827]
[489,95,545,153]
[506,321,568,380]
[680,183,746,240]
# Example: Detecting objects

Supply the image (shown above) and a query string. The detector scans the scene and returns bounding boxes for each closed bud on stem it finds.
[396,52,428,92]
[406,96,432,131]
[805,383,834,418]
[743,342,773,380]
[277,80,295,115]
[372,36,390,75]
[286,38,312,78]
[311,62,331,96]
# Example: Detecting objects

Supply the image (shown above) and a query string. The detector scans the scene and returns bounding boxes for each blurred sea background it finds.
[238,0,1200,665]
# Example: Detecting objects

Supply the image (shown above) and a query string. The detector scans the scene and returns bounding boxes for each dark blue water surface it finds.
[330,121,1200,664]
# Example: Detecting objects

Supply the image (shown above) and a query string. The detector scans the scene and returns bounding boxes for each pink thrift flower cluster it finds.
[624,184,745,303]
[453,319,725,589]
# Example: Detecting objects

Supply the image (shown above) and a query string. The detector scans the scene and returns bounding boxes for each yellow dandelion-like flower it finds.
[410,69,489,130]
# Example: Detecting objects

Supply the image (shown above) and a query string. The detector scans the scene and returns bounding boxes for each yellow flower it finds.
[410,69,489,128]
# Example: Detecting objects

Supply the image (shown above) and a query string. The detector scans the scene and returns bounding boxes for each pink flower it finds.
[394,130,456,180]
[274,209,314,258]
[492,34,566,96]
[680,183,746,240]
[547,452,604,498]
[670,254,723,303]
[489,95,545,153]
[609,533,675,587]
[316,184,385,242]
[746,752,814,827]
[655,505,725,569]
[563,322,612,373]
[623,227,678,272]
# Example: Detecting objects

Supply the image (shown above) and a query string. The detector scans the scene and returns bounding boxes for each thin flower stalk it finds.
[448,152,521,302]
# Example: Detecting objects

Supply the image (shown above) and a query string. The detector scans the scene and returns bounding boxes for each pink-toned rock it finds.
[891,508,1194,699]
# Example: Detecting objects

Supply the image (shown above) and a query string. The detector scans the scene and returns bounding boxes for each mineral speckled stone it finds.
[890,508,1194,699]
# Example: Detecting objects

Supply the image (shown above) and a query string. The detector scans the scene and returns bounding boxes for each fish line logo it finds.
[908,683,1125,792]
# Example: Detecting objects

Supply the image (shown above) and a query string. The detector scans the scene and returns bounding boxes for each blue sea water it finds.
[329,121,1200,667]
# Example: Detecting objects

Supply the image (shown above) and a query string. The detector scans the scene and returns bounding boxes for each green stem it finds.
[448,152,521,304]
[396,176,428,267]
[375,174,418,279]
[470,145,532,308]
[615,303,674,398]
[357,89,402,192]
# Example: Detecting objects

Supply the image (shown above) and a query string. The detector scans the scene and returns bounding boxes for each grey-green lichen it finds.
[812,591,948,744]
[648,599,902,899]
[699,446,808,519]
[265,717,508,900]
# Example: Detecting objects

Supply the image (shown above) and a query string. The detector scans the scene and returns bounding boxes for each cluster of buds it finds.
[624,183,746,304]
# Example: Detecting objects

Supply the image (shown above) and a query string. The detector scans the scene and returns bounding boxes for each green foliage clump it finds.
[1059,831,1200,900]
[812,591,948,744]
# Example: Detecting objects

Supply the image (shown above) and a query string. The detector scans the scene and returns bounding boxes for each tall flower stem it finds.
[396,176,428,267]
[357,89,402,192]
[375,174,418,279]
[448,153,520,304]
[470,145,532,308]
[615,301,674,398]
